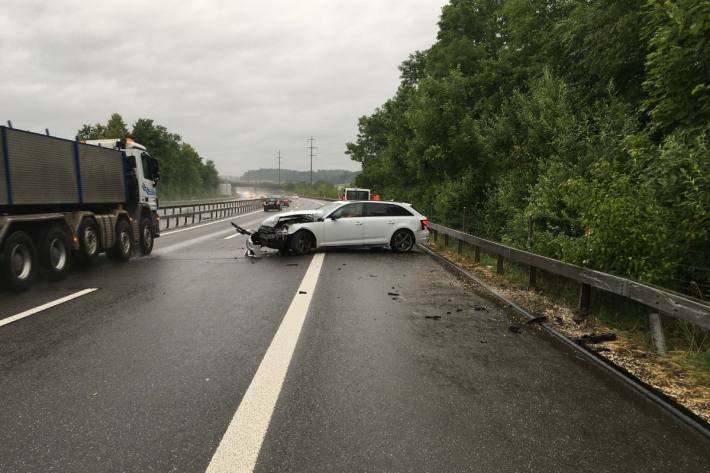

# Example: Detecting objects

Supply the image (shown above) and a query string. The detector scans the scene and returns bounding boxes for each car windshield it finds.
[315,201,343,217]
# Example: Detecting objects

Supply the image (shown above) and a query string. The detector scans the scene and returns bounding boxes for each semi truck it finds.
[0,125,161,291]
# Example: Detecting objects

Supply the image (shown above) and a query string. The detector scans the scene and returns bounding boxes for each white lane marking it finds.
[224,234,239,240]
[0,288,98,329]
[206,252,325,473]
[161,209,263,236]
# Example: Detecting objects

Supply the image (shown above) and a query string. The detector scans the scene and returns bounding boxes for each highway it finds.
[0,199,708,472]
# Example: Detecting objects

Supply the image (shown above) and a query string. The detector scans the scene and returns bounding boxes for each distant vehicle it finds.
[291,194,299,199]
[0,127,160,291]
[235,200,429,255]
[341,188,381,201]
[343,188,370,200]
[280,196,291,207]
[263,197,282,212]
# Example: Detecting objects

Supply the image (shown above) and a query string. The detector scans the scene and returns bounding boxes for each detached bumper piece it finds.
[231,223,288,257]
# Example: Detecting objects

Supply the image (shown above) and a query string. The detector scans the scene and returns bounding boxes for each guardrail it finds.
[428,223,710,330]
[158,199,264,231]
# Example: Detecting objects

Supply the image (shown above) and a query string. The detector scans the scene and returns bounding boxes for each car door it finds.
[321,203,365,246]
[362,203,392,244]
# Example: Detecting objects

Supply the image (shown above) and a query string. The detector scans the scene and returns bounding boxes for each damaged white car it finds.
[232,201,429,256]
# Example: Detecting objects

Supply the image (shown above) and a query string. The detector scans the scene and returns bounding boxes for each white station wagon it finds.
[234,201,430,255]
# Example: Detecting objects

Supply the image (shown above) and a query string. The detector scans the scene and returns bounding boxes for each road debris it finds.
[575,333,617,344]
[472,305,488,312]
[527,315,548,325]
[425,315,442,320]
[387,292,400,296]
[298,290,307,294]
[508,325,522,334]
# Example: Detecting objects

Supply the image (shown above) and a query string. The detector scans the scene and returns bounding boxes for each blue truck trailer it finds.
[0,125,161,291]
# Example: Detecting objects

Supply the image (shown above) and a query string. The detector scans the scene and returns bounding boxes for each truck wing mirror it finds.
[151,158,161,183]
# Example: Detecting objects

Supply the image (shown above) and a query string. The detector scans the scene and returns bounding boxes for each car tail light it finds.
[420,219,430,230]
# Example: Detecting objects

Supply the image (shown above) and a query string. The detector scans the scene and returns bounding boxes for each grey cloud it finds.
[1,0,446,176]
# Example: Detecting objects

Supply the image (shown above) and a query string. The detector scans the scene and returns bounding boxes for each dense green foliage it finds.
[239,168,359,185]
[347,0,710,296]
[78,114,220,200]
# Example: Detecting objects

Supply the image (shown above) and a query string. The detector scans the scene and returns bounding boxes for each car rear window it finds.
[365,203,388,216]
[387,204,413,216]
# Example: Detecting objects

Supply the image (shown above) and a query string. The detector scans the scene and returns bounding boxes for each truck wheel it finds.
[39,225,71,281]
[139,216,154,255]
[76,218,100,265]
[1,231,37,292]
[108,220,132,262]
[289,230,314,255]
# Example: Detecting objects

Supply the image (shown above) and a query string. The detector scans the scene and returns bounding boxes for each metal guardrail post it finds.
[474,246,481,262]
[579,283,591,314]
[528,266,537,289]
[496,255,504,274]
[649,313,667,356]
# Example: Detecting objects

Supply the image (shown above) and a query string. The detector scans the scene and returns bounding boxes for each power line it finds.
[306,136,317,186]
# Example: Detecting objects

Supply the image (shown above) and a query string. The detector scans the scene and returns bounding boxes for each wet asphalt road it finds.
[0,198,708,472]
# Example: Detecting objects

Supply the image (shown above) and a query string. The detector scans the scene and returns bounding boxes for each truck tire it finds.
[39,225,72,281]
[1,231,37,292]
[289,230,314,255]
[139,216,154,255]
[108,219,132,262]
[76,218,100,265]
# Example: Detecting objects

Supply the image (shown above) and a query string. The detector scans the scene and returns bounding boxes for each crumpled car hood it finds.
[260,210,319,227]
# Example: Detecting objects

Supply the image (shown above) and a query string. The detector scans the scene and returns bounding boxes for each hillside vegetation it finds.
[239,168,359,185]
[347,0,710,297]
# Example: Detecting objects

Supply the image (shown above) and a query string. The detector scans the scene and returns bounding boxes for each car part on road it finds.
[419,243,710,441]
[575,333,617,344]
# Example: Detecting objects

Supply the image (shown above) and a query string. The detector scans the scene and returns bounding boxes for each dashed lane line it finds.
[0,288,98,329]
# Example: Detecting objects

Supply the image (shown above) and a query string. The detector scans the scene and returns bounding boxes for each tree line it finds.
[78,114,220,200]
[346,0,709,296]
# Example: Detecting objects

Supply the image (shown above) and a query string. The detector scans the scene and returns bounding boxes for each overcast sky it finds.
[0,0,447,177]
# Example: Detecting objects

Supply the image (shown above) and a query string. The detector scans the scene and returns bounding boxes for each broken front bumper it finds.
[250,226,289,251]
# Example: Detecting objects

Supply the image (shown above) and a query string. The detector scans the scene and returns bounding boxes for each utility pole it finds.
[276,150,282,186]
[306,136,317,186]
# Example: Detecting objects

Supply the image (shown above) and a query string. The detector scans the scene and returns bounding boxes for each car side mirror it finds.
[330,215,340,221]
[317,217,324,222]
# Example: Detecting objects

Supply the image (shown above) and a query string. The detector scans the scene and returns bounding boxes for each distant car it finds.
[292,194,299,199]
[280,196,291,207]
[242,201,429,255]
[263,197,282,211]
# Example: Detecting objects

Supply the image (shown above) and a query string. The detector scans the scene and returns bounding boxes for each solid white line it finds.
[205,252,325,473]
[161,209,263,236]
[0,288,98,329]
[224,234,239,240]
